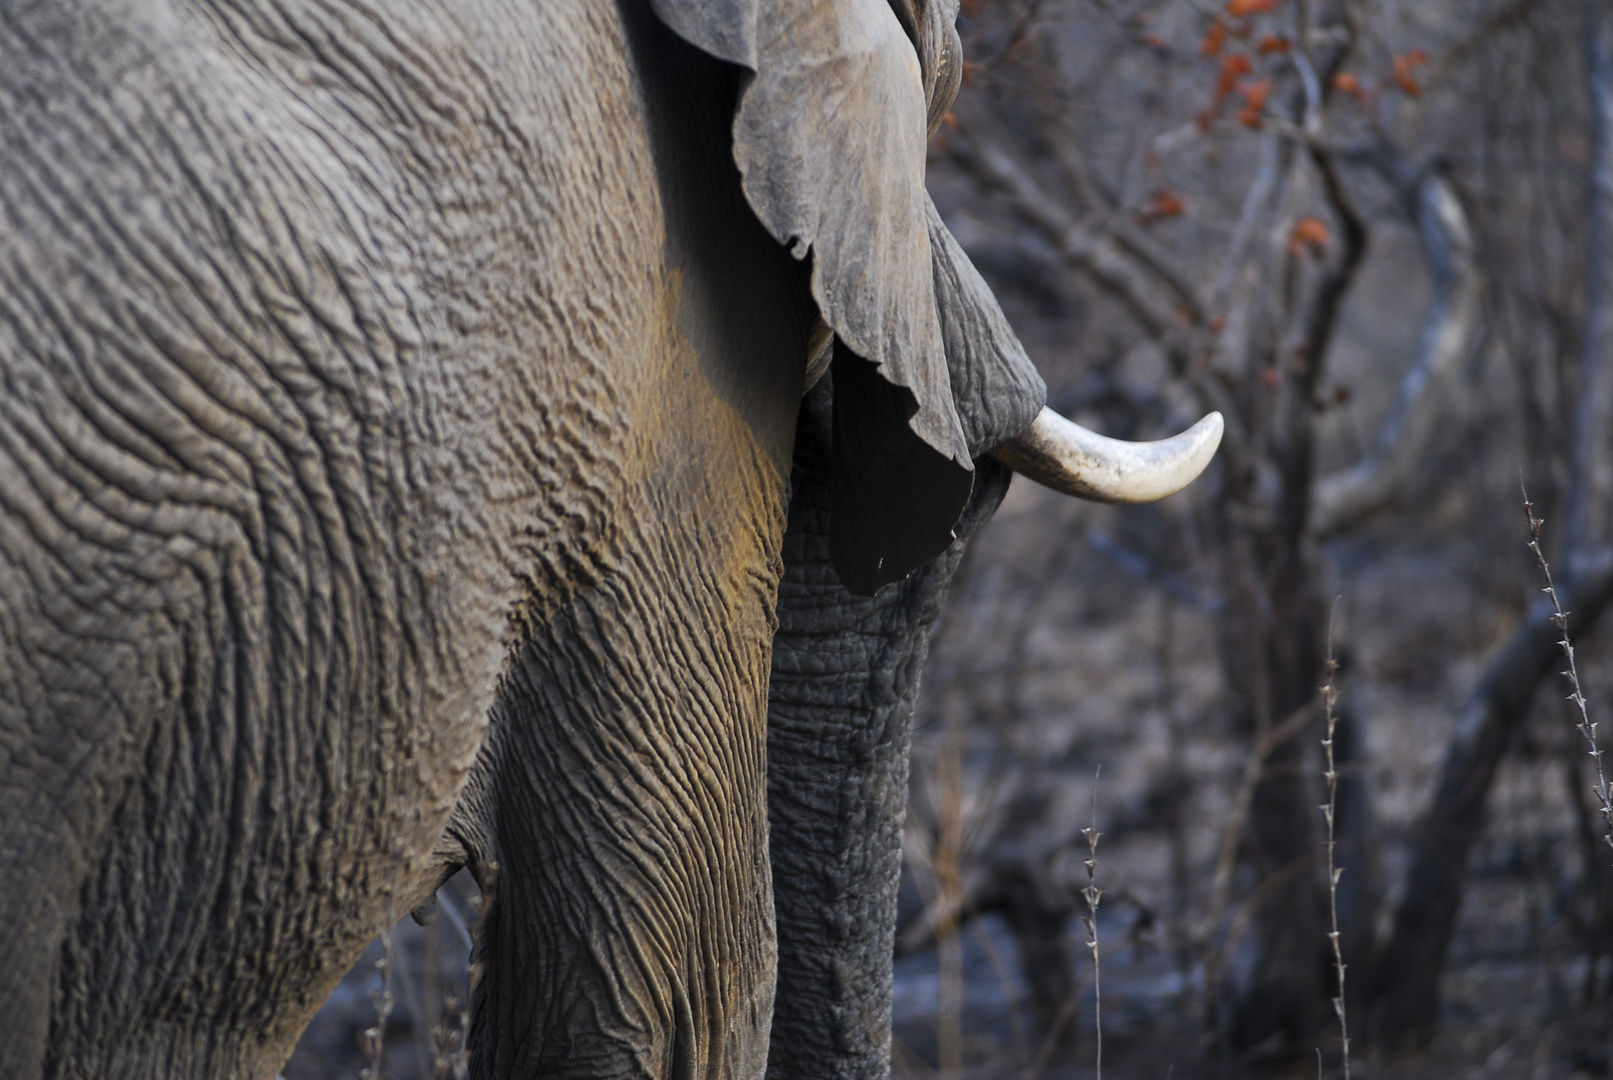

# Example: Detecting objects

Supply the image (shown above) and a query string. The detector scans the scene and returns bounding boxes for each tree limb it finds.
[1369,548,1613,1045]
[1311,165,1484,538]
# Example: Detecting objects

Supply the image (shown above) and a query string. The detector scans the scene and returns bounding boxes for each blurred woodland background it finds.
[285,0,1613,1076]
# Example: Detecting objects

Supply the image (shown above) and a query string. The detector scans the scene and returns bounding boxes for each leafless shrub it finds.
[1527,492,1613,861]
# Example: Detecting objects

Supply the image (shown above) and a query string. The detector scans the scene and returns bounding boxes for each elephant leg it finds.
[0,530,194,1080]
[464,551,779,1080]
[0,696,118,1080]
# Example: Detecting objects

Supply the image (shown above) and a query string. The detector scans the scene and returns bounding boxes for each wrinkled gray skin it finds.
[0,1,1042,1078]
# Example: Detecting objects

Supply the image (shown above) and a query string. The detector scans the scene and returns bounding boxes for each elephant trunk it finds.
[765,414,1015,1080]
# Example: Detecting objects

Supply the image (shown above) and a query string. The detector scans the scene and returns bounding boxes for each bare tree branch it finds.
[1567,0,1613,561]
[948,119,1199,354]
[1311,166,1484,538]
[1370,548,1613,1044]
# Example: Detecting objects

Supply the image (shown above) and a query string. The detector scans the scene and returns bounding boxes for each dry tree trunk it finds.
[1213,122,1370,1052]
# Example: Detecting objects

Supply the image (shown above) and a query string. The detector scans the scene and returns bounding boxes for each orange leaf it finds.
[1392,51,1427,96]
[1216,53,1254,97]
[1257,34,1290,54]
[1332,71,1366,102]
[1288,216,1331,255]
[1200,22,1227,57]
[1138,189,1186,224]
[1238,79,1271,127]
[1227,0,1281,16]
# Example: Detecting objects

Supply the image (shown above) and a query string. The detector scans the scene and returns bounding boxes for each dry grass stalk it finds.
[432,879,479,1080]
[1079,768,1103,1080]
[1320,618,1350,1080]
[1525,493,1613,860]
[362,899,398,1080]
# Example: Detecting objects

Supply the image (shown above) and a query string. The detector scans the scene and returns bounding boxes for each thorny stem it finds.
[1320,613,1350,1080]
[1081,767,1103,1080]
[1525,492,1613,859]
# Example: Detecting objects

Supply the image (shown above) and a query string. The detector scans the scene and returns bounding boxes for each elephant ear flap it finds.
[650,0,975,596]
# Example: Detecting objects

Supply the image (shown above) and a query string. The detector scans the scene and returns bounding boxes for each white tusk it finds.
[990,407,1224,504]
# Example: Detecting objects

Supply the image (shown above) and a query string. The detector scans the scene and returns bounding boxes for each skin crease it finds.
[0,0,1046,1077]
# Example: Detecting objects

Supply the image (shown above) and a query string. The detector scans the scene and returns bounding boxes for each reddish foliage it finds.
[1200,53,1255,126]
[1238,80,1271,127]
[1392,49,1429,96]
[1216,54,1253,98]
[1332,71,1366,102]
[1138,190,1186,224]
[1226,0,1281,15]
[1200,22,1226,57]
[1288,215,1331,255]
[1257,34,1290,54]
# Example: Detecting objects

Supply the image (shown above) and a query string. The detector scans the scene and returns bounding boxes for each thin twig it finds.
[1525,490,1613,859]
[1080,767,1104,1080]
[1320,606,1350,1080]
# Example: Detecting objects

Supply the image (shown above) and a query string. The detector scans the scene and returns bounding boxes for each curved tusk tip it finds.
[991,406,1226,504]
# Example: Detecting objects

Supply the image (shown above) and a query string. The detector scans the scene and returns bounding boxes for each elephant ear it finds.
[650,0,974,596]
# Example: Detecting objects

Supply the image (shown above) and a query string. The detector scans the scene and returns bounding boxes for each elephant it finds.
[0,0,1221,1077]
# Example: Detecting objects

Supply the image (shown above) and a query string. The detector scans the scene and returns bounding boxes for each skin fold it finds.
[0,0,1043,1078]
